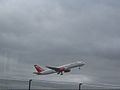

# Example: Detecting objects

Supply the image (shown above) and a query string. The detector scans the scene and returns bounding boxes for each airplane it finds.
[33,61,85,75]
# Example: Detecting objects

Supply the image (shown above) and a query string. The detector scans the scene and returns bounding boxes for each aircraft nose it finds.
[81,61,85,66]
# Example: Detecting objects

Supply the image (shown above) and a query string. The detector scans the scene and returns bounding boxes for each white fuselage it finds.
[36,61,85,75]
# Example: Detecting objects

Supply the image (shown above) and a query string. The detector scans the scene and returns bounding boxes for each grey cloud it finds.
[0,0,120,84]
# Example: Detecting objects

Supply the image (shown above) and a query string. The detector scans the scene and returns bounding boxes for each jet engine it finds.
[64,69,71,73]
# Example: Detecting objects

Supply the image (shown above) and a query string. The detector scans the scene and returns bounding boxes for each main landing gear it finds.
[57,72,63,75]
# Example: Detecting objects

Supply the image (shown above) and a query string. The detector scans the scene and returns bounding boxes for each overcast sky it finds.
[0,0,120,85]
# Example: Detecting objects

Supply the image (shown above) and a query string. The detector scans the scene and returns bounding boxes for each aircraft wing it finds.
[46,66,60,71]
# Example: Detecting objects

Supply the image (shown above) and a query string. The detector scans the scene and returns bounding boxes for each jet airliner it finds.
[33,61,85,75]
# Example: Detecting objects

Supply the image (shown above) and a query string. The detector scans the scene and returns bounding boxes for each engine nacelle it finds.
[64,69,71,73]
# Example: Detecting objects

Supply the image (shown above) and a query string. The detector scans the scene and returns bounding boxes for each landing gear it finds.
[79,66,80,69]
[57,72,63,75]
[60,72,63,75]
[57,72,60,74]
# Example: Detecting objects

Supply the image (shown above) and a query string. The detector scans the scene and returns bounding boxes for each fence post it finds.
[29,79,32,90]
[79,83,82,90]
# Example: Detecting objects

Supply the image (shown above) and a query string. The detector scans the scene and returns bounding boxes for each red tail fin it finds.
[34,65,44,73]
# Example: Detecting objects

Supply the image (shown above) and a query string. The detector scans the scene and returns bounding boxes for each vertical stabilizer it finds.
[34,65,44,73]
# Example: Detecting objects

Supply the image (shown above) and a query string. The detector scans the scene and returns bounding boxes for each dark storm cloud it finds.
[0,0,120,84]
